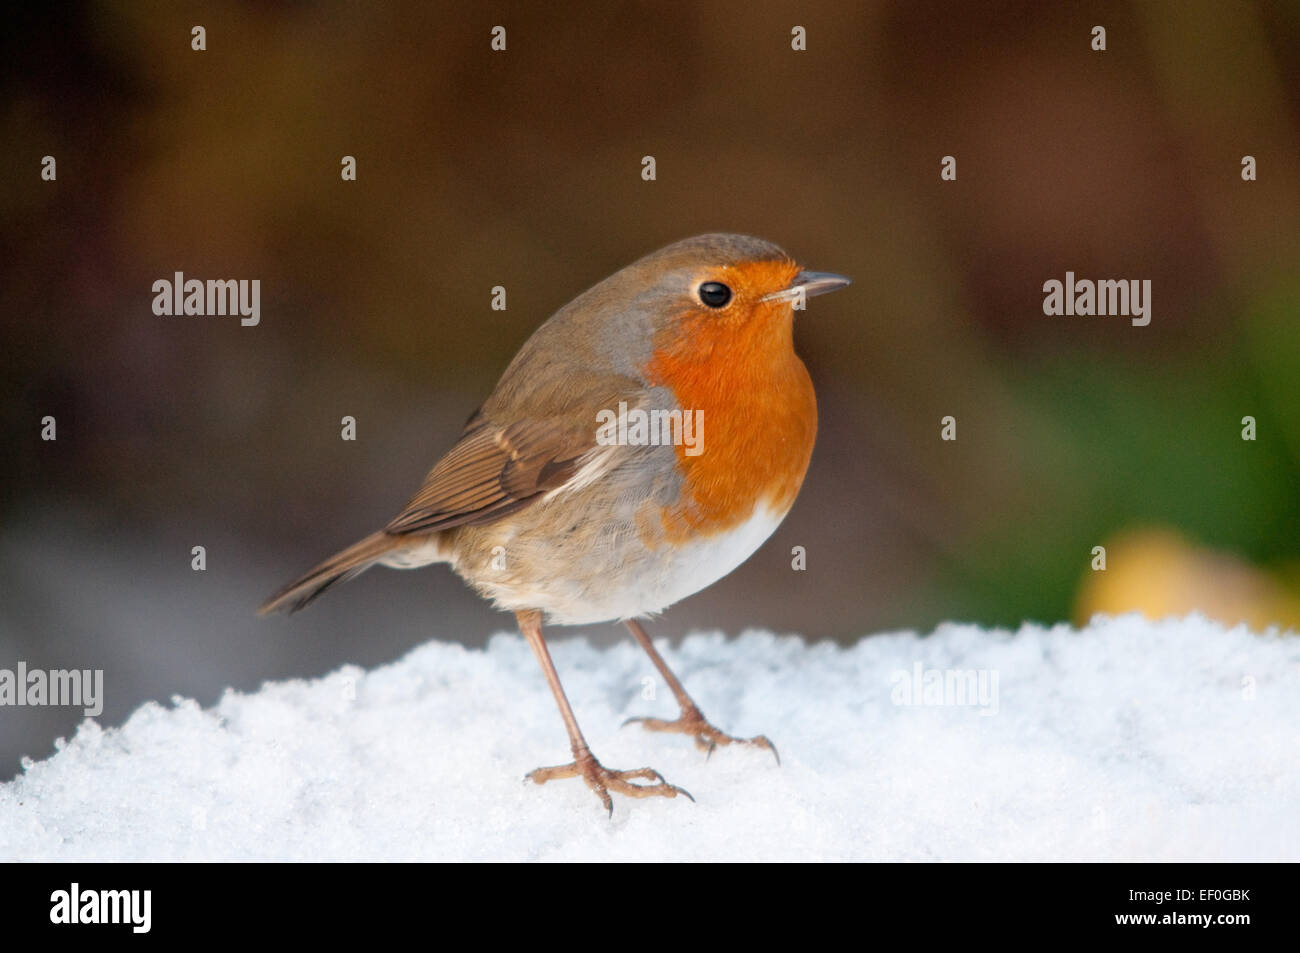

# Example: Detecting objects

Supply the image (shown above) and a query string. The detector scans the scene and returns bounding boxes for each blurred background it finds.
[2,0,1298,775]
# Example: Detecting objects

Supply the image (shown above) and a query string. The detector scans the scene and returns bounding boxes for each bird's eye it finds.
[697,281,732,308]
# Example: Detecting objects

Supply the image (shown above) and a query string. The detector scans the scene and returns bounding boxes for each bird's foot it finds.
[623,704,780,764]
[525,750,693,816]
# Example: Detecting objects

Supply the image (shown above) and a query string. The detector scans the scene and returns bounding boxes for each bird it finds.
[259,233,850,813]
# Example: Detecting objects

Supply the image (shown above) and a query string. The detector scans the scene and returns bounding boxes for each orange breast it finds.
[643,265,817,544]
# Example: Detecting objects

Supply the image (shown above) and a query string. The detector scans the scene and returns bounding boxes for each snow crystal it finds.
[1,614,1296,861]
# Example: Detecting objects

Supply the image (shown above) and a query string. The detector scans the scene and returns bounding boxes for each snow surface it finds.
[1,614,1296,861]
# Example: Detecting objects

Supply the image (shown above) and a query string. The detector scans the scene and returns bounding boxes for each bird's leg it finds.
[622,618,780,764]
[517,610,691,814]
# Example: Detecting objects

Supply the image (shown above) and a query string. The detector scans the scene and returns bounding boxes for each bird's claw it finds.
[526,753,692,815]
[623,710,781,765]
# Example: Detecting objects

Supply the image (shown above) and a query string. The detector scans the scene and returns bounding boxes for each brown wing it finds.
[383,387,640,536]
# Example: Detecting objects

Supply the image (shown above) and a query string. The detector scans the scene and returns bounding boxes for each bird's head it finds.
[566,233,851,379]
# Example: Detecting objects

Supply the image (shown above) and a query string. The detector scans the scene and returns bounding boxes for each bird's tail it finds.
[258,531,398,615]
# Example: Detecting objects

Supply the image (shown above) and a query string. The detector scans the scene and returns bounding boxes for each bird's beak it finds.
[762,270,852,305]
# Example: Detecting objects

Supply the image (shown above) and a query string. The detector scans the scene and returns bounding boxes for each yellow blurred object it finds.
[1074,528,1300,632]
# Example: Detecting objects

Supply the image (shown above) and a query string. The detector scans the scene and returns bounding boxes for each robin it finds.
[259,233,850,813]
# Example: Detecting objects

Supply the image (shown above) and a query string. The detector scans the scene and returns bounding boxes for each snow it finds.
[1,613,1296,861]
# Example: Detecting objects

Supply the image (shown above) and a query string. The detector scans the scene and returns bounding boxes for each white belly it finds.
[412,496,793,627]
[645,505,786,611]
[540,503,789,625]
